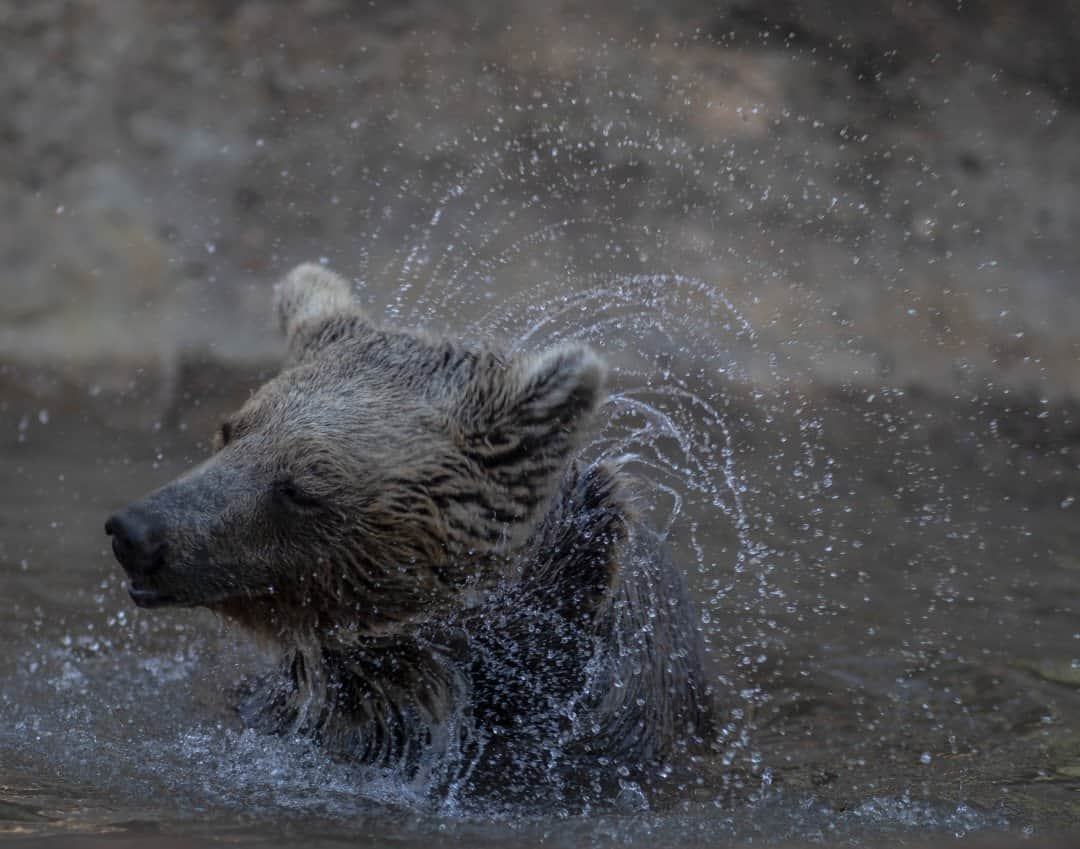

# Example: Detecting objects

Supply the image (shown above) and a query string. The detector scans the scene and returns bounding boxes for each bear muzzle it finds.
[105,507,174,607]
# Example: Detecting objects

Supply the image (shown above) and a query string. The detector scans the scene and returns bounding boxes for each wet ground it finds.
[1,365,1078,846]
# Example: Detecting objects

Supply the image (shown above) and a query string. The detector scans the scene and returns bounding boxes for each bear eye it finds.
[273,479,322,509]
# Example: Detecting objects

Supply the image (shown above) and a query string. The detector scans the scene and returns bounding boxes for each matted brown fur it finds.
[106,264,714,802]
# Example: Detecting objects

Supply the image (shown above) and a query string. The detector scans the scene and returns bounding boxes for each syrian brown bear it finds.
[106,264,714,802]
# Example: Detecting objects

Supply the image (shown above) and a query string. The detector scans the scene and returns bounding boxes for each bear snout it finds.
[105,507,169,581]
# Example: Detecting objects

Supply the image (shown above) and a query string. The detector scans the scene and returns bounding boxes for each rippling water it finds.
[2,120,1079,846]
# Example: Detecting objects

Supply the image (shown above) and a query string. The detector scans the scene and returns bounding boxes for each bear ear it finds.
[274,263,365,361]
[456,343,607,482]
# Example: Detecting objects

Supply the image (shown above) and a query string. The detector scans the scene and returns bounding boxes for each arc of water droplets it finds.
[345,114,790,708]
[354,112,722,327]
[368,133,576,322]
[468,272,759,568]
[410,214,636,329]
[443,216,614,312]
[467,271,754,346]
[388,159,496,322]
[414,129,652,295]
[481,279,764,593]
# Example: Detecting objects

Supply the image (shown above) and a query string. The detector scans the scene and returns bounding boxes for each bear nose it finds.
[105,508,167,578]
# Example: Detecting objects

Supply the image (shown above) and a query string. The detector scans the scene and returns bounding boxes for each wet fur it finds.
[238,462,712,799]
[112,264,714,799]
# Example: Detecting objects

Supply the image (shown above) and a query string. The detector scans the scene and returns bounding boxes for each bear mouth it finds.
[127,583,178,608]
[127,580,245,610]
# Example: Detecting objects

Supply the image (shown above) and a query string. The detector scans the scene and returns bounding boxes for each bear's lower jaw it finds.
[126,575,264,612]
[127,579,222,609]
[127,584,179,608]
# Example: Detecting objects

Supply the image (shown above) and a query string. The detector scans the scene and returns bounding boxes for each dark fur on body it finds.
[106,264,713,799]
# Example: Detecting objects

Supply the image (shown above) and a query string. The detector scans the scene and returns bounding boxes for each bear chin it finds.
[126,585,175,608]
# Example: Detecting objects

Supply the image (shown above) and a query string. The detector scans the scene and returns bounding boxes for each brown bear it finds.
[105,263,713,803]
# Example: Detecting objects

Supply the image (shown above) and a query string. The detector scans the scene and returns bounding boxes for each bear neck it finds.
[234,611,474,770]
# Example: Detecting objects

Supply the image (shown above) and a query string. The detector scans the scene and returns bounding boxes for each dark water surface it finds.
[1,374,1078,847]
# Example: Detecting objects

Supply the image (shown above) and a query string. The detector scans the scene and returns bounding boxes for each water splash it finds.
[260,107,840,806]
[0,104,919,837]
[331,122,838,800]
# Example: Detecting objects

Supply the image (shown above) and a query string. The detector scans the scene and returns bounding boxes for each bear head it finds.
[105,264,606,639]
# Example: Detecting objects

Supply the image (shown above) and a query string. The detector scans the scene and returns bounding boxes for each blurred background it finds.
[2,1,1080,846]
[2,0,1078,409]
